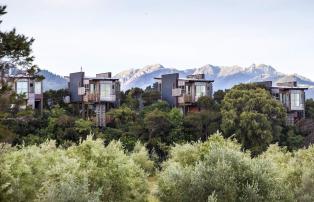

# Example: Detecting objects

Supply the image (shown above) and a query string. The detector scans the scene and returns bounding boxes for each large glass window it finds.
[185,85,190,95]
[195,85,206,98]
[90,84,95,94]
[291,93,301,107]
[16,80,28,97]
[100,83,111,99]
[35,82,41,94]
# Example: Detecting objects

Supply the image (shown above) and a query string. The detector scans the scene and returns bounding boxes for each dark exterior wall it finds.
[161,73,178,107]
[114,80,121,107]
[207,82,213,97]
[69,72,84,102]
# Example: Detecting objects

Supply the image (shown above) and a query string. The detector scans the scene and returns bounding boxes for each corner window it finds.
[100,83,111,99]
[35,82,42,94]
[195,85,206,98]
[16,80,28,96]
[90,84,95,94]
[291,93,301,107]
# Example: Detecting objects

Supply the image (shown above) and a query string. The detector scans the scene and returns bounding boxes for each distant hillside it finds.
[38,70,68,91]
[38,64,314,99]
[114,64,314,99]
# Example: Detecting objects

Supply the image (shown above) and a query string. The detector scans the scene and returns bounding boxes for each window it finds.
[100,83,111,99]
[186,85,191,95]
[195,85,206,98]
[291,93,301,107]
[35,82,41,94]
[90,84,95,94]
[16,80,28,97]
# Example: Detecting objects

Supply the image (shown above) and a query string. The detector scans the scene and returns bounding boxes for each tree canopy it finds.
[221,83,287,155]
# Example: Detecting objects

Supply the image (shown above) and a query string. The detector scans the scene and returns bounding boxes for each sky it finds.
[1,0,314,79]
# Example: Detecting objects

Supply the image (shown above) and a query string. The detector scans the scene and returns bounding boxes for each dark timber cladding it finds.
[155,73,214,113]
[161,73,179,107]
[69,72,84,102]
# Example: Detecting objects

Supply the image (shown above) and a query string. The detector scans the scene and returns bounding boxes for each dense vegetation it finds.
[0,137,152,202]
[1,133,314,201]
[158,133,314,202]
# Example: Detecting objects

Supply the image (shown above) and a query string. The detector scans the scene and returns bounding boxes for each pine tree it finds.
[0,5,41,88]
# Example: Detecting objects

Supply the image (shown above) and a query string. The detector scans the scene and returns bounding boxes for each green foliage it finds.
[0,123,15,143]
[122,87,144,110]
[74,119,93,134]
[213,90,226,105]
[197,96,218,111]
[142,88,160,106]
[221,83,286,155]
[144,109,172,142]
[43,89,70,110]
[157,133,299,202]
[279,126,304,151]
[107,106,137,128]
[183,110,221,141]
[0,5,40,89]
[0,136,149,202]
[131,141,155,175]
[260,144,314,201]
[141,100,170,116]
[305,98,314,119]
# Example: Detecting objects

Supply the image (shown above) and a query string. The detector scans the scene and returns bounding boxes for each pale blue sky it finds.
[1,0,314,79]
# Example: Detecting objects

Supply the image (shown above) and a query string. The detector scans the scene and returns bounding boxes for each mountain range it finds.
[40,64,314,99]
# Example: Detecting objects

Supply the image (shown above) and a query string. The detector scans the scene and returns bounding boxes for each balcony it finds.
[178,94,192,104]
[87,93,100,102]
[100,94,116,102]
[84,93,117,103]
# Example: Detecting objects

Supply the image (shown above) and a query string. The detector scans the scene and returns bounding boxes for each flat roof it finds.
[86,77,119,81]
[271,86,308,90]
[154,77,214,82]
[7,75,38,79]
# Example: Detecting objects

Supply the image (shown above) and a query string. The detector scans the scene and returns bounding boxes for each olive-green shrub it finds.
[0,136,149,202]
[157,133,294,202]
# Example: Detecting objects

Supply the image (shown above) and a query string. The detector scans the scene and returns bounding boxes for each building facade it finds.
[257,81,307,125]
[5,68,44,112]
[154,73,214,113]
[69,71,120,127]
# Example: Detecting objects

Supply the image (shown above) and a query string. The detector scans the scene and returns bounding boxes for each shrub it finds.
[157,133,293,202]
[0,136,149,202]
[131,141,155,175]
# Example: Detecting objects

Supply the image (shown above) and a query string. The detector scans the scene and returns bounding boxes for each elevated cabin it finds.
[4,69,43,112]
[69,71,120,127]
[256,81,308,125]
[154,73,214,113]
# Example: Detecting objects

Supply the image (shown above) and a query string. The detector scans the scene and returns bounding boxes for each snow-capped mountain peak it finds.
[113,63,314,98]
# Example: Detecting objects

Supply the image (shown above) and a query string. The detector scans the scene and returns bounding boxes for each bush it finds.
[157,133,293,202]
[131,141,155,175]
[0,136,149,202]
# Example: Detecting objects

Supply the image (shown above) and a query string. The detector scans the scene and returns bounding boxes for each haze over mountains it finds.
[40,64,314,98]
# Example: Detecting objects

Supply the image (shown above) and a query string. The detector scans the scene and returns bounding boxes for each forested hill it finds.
[38,70,68,91]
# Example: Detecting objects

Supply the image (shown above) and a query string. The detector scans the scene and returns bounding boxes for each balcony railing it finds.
[84,93,117,103]
[100,94,116,102]
[87,93,100,102]
[178,94,192,104]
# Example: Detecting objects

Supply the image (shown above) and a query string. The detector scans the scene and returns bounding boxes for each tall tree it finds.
[221,83,286,155]
[0,5,39,87]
